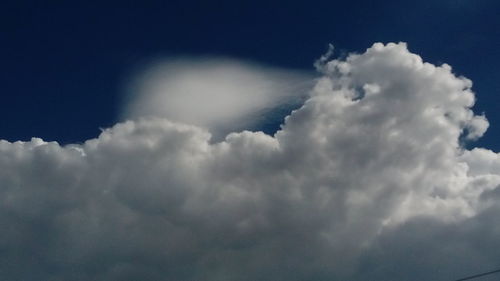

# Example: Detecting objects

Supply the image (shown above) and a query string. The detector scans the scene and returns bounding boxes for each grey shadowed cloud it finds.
[0,42,499,281]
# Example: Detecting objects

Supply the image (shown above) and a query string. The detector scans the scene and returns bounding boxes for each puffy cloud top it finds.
[0,43,499,281]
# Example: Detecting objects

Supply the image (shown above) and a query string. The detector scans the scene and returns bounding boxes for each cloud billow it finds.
[0,42,499,281]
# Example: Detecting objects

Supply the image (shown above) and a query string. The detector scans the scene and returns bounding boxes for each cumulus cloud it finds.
[1,42,499,281]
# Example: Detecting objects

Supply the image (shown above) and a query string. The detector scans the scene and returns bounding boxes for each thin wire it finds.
[453,268,500,281]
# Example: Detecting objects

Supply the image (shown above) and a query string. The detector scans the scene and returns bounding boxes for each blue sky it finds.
[2,0,499,150]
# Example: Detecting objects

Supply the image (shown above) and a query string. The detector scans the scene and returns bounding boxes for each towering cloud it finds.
[0,43,499,281]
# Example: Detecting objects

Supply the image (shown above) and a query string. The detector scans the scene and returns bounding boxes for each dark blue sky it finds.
[2,0,499,150]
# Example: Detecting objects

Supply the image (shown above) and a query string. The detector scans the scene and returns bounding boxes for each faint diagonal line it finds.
[453,268,500,281]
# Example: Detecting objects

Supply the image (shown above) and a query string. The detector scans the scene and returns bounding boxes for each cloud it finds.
[121,58,314,139]
[1,42,499,280]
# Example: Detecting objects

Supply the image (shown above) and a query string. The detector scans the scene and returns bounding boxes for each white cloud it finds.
[0,42,499,280]
[121,58,314,139]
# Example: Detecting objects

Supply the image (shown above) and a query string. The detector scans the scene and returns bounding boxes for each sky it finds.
[1,1,500,281]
